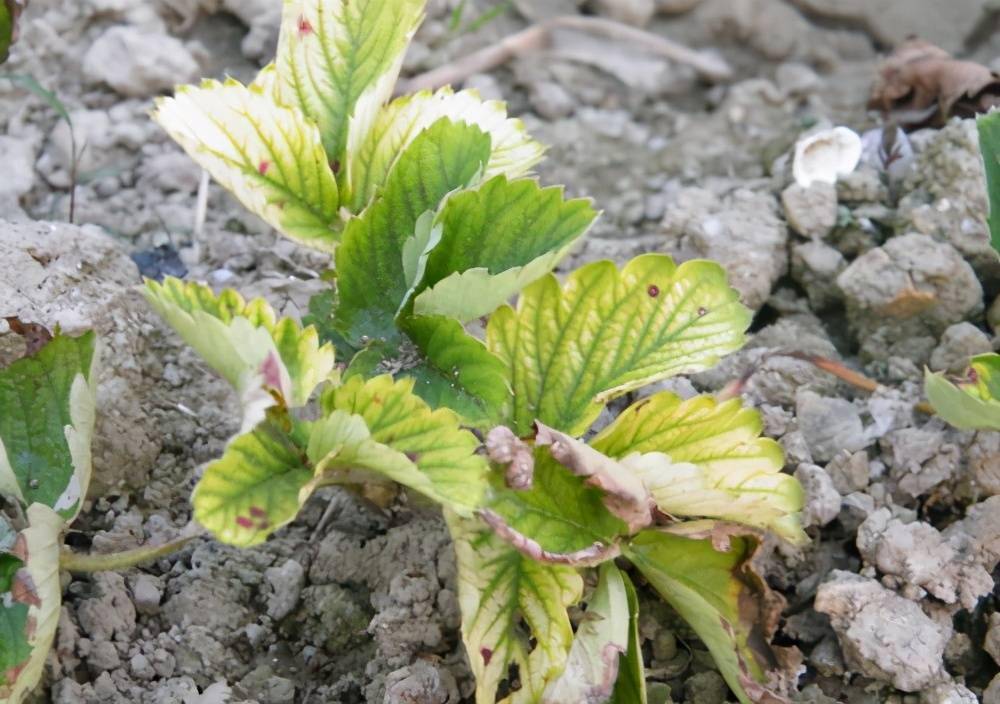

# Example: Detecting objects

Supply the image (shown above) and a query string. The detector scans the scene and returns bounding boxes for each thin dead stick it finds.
[783,351,936,416]
[396,14,733,94]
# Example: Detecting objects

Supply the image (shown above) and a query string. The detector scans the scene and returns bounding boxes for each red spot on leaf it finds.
[258,160,270,175]
[11,570,40,608]
[249,506,267,518]
[405,452,421,463]
[236,516,254,529]
[297,15,313,35]
[647,285,659,298]
[330,159,341,174]
[697,307,708,316]
[260,352,284,391]
[480,647,493,665]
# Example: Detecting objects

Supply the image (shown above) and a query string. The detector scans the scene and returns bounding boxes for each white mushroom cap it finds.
[792,126,863,188]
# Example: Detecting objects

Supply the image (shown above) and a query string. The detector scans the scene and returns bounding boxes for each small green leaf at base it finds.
[0,328,98,520]
[608,571,647,704]
[488,254,752,436]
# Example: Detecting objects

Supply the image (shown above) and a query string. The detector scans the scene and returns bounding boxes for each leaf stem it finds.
[59,534,199,573]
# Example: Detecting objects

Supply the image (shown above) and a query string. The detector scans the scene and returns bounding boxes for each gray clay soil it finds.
[3,0,1000,702]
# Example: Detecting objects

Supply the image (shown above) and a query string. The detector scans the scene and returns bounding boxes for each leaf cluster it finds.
[144,2,808,702]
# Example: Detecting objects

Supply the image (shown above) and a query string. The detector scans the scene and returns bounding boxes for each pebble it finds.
[928,322,993,373]
[796,390,867,463]
[83,26,199,97]
[795,463,841,527]
[591,0,656,26]
[782,181,838,239]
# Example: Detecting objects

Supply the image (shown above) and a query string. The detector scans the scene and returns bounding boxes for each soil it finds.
[2,0,1000,702]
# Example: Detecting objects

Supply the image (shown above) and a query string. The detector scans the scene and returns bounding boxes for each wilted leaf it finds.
[488,254,751,435]
[273,0,425,183]
[0,328,98,520]
[869,39,1000,128]
[447,510,582,704]
[332,118,491,348]
[349,86,544,211]
[0,504,63,702]
[591,392,805,544]
[624,527,789,704]
[412,176,597,321]
[543,562,629,704]
[143,278,335,428]
[152,79,340,249]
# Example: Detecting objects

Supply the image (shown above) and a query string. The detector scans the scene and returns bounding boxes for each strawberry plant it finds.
[924,111,1000,431]
[144,0,806,701]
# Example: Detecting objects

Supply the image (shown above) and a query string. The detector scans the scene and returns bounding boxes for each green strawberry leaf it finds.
[192,411,315,547]
[143,278,335,427]
[542,562,630,703]
[591,392,805,544]
[0,326,98,520]
[447,510,582,704]
[925,352,1000,431]
[487,254,752,436]
[332,118,492,349]
[0,504,63,702]
[274,0,425,186]
[608,570,647,704]
[624,526,788,704]
[152,78,340,250]
[412,176,597,321]
[321,374,489,513]
[976,110,1000,255]
[398,314,511,426]
[349,86,544,212]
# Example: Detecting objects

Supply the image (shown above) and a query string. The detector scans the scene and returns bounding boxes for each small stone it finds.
[795,463,841,528]
[919,682,977,704]
[826,450,870,494]
[83,26,199,97]
[529,81,576,120]
[129,574,162,615]
[985,613,1000,666]
[86,640,120,673]
[928,322,993,373]
[775,62,819,96]
[264,559,305,621]
[591,0,656,26]
[463,73,504,101]
[384,660,459,704]
[988,294,1000,334]
[815,571,950,691]
[683,671,728,704]
[239,666,296,704]
[130,653,155,680]
[796,390,867,463]
[970,432,1000,496]
[986,673,1000,704]
[791,240,847,310]
[809,634,845,677]
[0,136,36,203]
[782,182,838,238]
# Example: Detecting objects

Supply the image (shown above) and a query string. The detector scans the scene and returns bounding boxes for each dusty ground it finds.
[2,0,1000,702]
